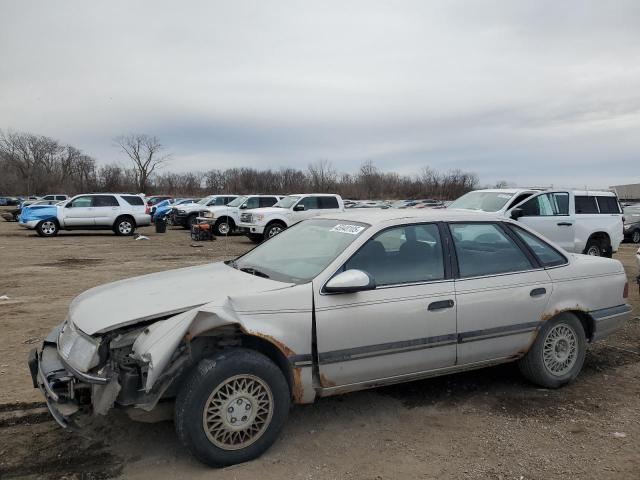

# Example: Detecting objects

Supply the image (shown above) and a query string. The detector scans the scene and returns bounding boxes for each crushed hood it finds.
[69,262,290,335]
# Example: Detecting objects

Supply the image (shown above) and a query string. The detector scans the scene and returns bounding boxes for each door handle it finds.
[428,299,454,311]
[530,288,546,297]
[557,222,572,226]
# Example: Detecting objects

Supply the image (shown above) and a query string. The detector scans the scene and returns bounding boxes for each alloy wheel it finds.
[41,221,57,235]
[118,221,132,234]
[202,374,274,450]
[543,324,578,376]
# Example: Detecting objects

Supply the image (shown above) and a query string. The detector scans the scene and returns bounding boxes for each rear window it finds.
[574,196,599,214]
[319,196,340,209]
[121,195,145,206]
[596,196,621,214]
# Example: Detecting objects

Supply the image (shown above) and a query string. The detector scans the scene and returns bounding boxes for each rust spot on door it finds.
[319,373,336,388]
[292,367,305,403]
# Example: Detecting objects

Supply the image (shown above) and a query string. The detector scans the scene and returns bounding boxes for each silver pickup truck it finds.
[29,209,631,467]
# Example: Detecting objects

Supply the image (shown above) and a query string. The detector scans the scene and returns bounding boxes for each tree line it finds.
[0,130,479,200]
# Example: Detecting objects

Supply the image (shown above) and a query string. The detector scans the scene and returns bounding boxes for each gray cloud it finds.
[1,0,639,187]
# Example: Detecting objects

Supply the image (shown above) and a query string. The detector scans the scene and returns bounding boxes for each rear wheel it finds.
[175,349,290,467]
[114,217,136,236]
[632,229,640,244]
[36,219,59,237]
[518,313,586,389]
[584,239,603,256]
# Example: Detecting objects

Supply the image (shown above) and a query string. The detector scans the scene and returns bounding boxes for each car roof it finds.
[288,193,340,197]
[316,208,502,226]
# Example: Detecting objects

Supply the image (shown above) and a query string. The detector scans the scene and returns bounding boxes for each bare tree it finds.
[114,134,169,193]
[307,159,337,192]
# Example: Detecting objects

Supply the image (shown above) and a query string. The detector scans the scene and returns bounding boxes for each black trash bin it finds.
[155,217,167,233]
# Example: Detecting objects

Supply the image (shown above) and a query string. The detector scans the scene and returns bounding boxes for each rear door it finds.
[319,196,342,214]
[62,196,96,226]
[508,191,575,251]
[92,195,121,225]
[450,222,552,364]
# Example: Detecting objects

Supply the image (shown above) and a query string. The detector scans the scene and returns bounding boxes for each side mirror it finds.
[324,269,376,294]
[293,204,305,211]
[510,208,524,220]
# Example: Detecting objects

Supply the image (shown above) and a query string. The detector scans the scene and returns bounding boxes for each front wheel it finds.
[264,222,285,239]
[631,229,640,244]
[36,219,59,237]
[584,239,603,256]
[175,349,290,467]
[518,313,586,389]
[214,218,233,236]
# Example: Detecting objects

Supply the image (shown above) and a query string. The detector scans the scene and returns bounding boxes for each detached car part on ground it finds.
[29,210,631,467]
[19,194,150,237]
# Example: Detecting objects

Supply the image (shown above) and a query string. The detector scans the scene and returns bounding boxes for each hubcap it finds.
[42,221,56,235]
[543,324,578,376]
[633,231,640,243]
[218,222,230,235]
[119,221,132,234]
[268,226,282,237]
[586,245,600,256]
[202,374,273,450]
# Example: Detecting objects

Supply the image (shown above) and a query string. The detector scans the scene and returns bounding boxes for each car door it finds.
[293,196,321,222]
[314,223,457,387]
[508,191,574,251]
[450,222,552,365]
[62,196,96,226]
[92,195,121,225]
[319,196,342,214]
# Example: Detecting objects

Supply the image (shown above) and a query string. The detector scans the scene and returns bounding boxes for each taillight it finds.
[623,281,629,299]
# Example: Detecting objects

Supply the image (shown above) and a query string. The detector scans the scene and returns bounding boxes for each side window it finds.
[121,195,144,206]
[319,196,339,209]
[345,224,444,286]
[43,195,54,200]
[298,196,319,210]
[69,196,93,208]
[507,193,533,209]
[575,196,599,214]
[520,192,569,216]
[244,197,260,209]
[450,223,533,278]
[596,196,621,214]
[55,196,66,201]
[259,197,278,208]
[208,197,222,206]
[93,195,119,207]
[509,225,567,267]
[223,197,236,205]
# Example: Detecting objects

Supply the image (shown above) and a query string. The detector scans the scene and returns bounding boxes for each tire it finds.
[518,313,587,389]
[584,238,603,256]
[214,218,234,236]
[248,234,263,244]
[114,216,136,236]
[632,229,640,244]
[36,219,59,237]
[264,222,286,239]
[175,349,290,467]
[13,212,20,222]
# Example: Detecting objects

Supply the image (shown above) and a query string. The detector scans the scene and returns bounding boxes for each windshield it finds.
[449,191,514,212]
[274,196,300,209]
[227,196,247,207]
[233,219,369,283]
[196,196,214,206]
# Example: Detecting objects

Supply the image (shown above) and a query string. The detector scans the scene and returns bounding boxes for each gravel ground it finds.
[0,212,638,479]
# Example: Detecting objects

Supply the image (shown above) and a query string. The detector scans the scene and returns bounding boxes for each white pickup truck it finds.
[198,195,283,235]
[449,189,624,257]
[237,193,345,242]
[170,195,239,228]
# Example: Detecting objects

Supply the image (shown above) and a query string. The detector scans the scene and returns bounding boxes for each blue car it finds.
[153,198,198,222]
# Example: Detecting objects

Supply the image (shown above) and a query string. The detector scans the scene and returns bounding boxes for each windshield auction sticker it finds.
[330,224,365,235]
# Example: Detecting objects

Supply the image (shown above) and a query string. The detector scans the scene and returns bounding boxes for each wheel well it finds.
[265,219,286,230]
[216,216,235,227]
[114,214,136,227]
[587,231,610,246]
[566,310,595,342]
[40,217,59,226]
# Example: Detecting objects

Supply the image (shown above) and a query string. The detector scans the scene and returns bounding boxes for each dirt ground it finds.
[0,211,639,480]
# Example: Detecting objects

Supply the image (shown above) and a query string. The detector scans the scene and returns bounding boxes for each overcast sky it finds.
[1,0,639,188]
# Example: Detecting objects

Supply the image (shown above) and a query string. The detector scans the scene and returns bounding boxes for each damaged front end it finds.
[28,319,188,428]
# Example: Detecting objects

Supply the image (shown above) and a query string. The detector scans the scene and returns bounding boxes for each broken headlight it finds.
[58,321,101,373]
